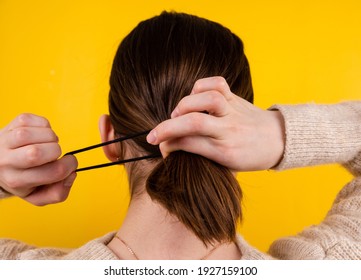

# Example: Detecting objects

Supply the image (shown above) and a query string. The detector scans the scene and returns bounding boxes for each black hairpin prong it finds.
[64,130,161,172]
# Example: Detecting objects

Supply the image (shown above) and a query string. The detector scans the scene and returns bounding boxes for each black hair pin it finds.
[64,130,161,172]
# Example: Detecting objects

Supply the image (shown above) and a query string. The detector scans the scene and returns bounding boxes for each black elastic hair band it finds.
[65,130,161,172]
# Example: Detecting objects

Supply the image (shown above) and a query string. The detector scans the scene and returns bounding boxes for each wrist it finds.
[267,109,285,168]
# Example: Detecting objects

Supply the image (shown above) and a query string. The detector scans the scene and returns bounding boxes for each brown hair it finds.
[109,11,253,245]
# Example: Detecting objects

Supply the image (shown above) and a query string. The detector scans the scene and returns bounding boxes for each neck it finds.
[107,192,241,260]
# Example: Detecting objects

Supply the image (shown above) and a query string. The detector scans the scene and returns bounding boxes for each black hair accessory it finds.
[65,130,161,172]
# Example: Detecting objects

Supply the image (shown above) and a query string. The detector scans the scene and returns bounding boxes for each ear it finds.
[98,114,119,162]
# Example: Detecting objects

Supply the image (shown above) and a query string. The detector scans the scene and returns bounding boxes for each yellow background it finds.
[0,0,360,252]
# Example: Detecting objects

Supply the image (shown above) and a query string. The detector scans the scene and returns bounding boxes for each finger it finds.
[25,172,77,206]
[13,155,78,189]
[147,113,222,145]
[191,76,233,100]
[171,91,229,118]
[6,113,51,131]
[159,136,226,164]
[9,142,62,169]
[5,127,58,149]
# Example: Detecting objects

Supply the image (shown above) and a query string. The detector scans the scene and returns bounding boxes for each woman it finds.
[0,11,360,259]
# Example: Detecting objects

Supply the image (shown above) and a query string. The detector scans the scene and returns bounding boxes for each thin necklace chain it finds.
[114,235,224,260]
[116,236,140,260]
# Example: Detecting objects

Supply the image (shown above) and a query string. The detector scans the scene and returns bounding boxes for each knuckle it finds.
[14,127,29,143]
[158,121,174,140]
[192,79,202,92]
[188,113,205,132]
[209,91,225,105]
[26,145,42,165]
[3,175,21,190]
[176,96,191,115]
[53,144,62,158]
[16,114,50,128]
[16,113,32,127]
[176,98,186,112]
[50,190,68,204]
[214,76,229,91]
[39,116,51,128]
[214,76,227,86]
[160,126,171,140]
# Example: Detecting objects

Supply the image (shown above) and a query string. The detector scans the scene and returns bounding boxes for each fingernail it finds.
[171,107,179,118]
[64,173,77,188]
[146,130,157,144]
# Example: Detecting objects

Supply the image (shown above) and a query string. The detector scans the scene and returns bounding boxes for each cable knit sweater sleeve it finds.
[269,101,361,259]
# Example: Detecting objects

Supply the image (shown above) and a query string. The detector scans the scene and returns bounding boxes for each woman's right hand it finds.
[0,113,78,206]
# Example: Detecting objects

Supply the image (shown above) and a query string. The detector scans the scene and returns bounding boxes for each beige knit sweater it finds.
[0,102,361,260]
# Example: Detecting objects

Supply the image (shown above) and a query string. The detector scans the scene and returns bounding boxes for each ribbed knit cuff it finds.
[270,102,361,171]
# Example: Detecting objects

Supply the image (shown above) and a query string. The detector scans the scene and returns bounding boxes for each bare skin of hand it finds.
[0,113,78,206]
[147,76,285,171]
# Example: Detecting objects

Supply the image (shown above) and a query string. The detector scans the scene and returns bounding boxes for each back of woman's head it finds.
[109,11,253,246]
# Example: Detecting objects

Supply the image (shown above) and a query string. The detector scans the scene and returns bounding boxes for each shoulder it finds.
[61,232,118,260]
[0,238,68,260]
[0,232,117,260]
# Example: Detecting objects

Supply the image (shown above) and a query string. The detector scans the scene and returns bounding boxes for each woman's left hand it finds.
[147,76,285,171]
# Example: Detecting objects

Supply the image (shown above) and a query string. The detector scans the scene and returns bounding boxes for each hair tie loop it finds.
[65,130,161,172]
